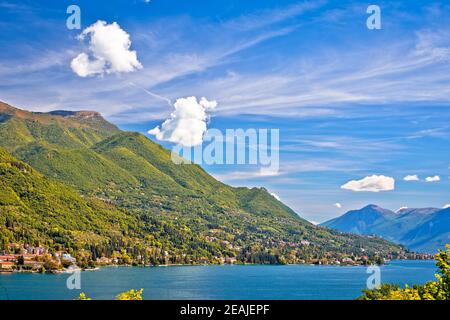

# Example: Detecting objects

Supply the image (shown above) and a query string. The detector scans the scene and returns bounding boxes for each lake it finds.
[0,260,437,300]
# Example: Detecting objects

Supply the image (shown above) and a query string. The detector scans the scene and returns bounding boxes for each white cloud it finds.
[148,96,217,146]
[403,174,419,181]
[396,206,408,212]
[443,204,450,209]
[309,220,319,226]
[212,168,281,182]
[70,53,105,77]
[71,20,142,77]
[9,7,450,124]
[270,192,281,201]
[334,202,342,208]
[425,175,440,182]
[341,175,395,192]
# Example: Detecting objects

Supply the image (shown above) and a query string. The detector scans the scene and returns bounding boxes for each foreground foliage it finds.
[115,289,144,301]
[359,245,450,300]
[76,289,143,300]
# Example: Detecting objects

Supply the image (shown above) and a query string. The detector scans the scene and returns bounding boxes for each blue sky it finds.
[0,0,449,222]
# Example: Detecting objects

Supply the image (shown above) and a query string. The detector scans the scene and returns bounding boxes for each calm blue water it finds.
[0,260,437,300]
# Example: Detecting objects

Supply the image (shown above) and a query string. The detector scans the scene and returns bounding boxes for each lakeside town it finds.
[0,242,434,274]
[0,244,77,273]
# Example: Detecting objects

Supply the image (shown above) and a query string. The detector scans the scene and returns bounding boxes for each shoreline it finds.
[1,258,436,275]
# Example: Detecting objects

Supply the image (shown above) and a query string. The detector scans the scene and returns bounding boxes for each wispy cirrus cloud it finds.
[193,28,450,117]
[224,1,325,31]
[2,1,450,125]
[0,2,320,120]
[212,157,366,184]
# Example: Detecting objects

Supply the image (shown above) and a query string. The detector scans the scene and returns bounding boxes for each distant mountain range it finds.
[321,204,450,253]
[0,101,408,266]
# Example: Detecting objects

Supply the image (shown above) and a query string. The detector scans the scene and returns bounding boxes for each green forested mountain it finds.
[0,147,140,250]
[0,101,409,265]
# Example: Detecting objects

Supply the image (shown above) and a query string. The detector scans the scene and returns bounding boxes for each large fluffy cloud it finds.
[341,175,395,192]
[71,20,142,77]
[148,96,217,147]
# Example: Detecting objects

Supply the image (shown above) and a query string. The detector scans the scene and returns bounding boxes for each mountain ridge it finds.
[321,205,450,253]
[0,101,119,133]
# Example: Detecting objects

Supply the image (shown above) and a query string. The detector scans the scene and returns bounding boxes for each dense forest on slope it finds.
[0,101,410,266]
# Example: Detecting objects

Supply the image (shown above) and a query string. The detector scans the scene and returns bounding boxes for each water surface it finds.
[0,260,437,300]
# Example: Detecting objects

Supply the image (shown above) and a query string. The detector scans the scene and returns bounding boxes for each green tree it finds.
[359,244,450,300]
[74,289,144,300]
[115,289,144,301]
[76,293,91,300]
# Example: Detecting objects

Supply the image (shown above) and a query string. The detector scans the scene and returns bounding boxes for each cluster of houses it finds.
[0,253,45,271]
[0,255,17,271]
[0,245,76,272]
